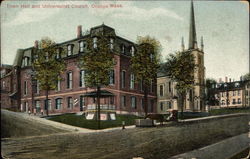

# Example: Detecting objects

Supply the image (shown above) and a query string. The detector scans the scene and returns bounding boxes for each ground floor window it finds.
[68,97,73,109]
[121,96,126,107]
[44,99,52,110]
[131,96,137,109]
[55,98,62,110]
[80,96,85,111]
[35,100,41,112]
[160,102,164,111]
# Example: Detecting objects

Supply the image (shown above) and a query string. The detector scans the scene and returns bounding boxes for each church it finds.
[157,0,206,113]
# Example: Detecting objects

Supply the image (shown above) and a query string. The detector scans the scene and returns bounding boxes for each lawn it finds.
[48,114,142,130]
[209,107,250,115]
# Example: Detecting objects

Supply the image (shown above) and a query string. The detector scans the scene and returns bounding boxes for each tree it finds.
[78,32,115,129]
[242,73,250,81]
[33,37,66,116]
[164,51,195,117]
[205,78,218,106]
[131,35,162,116]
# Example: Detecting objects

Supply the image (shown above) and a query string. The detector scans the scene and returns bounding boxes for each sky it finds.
[1,0,249,81]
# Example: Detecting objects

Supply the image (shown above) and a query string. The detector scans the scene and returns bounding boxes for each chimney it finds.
[229,78,231,83]
[34,40,38,48]
[225,77,228,83]
[219,78,222,83]
[77,25,82,38]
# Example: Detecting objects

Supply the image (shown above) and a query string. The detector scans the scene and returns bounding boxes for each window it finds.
[246,91,249,96]
[141,98,144,110]
[167,101,172,109]
[235,83,240,87]
[131,46,135,56]
[238,98,241,104]
[23,57,29,66]
[35,100,40,110]
[121,71,126,88]
[68,97,73,109]
[93,37,97,49]
[79,41,85,53]
[36,80,39,94]
[24,81,28,95]
[55,98,62,109]
[67,72,73,89]
[130,73,135,89]
[160,102,164,111]
[160,85,164,96]
[237,90,240,96]
[232,99,236,105]
[57,79,61,91]
[44,99,51,110]
[121,45,125,54]
[121,96,126,107]
[110,38,114,50]
[110,96,114,105]
[109,70,115,85]
[67,45,73,56]
[233,91,236,96]
[80,96,85,111]
[2,81,5,89]
[221,92,224,97]
[45,52,49,62]
[131,96,137,109]
[56,48,61,59]
[221,100,225,105]
[79,70,85,87]
[169,82,171,93]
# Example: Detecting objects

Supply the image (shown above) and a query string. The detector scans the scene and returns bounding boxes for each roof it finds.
[214,80,247,91]
[13,49,24,66]
[82,90,114,98]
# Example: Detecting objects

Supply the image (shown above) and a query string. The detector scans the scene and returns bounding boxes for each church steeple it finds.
[188,0,197,49]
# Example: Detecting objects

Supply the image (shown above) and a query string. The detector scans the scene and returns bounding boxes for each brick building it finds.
[3,24,157,115]
[211,78,250,108]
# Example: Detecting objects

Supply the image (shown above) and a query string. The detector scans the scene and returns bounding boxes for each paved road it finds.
[1,110,249,159]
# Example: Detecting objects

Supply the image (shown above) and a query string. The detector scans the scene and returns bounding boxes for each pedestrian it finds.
[34,108,36,115]
[41,109,44,116]
[28,109,31,115]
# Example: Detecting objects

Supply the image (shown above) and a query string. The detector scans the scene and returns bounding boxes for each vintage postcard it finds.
[1,0,249,159]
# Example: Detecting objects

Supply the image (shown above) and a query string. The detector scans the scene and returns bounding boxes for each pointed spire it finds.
[188,0,197,49]
[201,36,204,51]
[181,37,185,51]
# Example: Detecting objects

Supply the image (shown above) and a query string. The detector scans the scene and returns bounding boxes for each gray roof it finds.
[13,49,24,67]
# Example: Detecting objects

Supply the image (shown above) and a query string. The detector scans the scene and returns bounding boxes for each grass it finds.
[209,107,250,115]
[48,114,142,130]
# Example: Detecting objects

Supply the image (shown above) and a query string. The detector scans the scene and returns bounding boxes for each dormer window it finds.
[235,83,240,87]
[121,45,125,54]
[56,48,61,59]
[93,37,97,49]
[23,57,29,67]
[110,38,114,50]
[131,46,135,56]
[79,41,86,53]
[67,45,73,56]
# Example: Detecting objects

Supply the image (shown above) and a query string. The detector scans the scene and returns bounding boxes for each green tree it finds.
[131,36,162,116]
[242,73,250,81]
[205,78,218,106]
[78,33,115,129]
[164,51,195,117]
[33,37,66,116]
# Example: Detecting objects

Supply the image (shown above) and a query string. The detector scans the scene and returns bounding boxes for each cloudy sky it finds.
[1,0,249,81]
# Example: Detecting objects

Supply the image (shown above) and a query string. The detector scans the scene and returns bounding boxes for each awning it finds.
[82,90,114,98]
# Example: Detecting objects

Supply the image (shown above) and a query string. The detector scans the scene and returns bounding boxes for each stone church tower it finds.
[182,0,206,111]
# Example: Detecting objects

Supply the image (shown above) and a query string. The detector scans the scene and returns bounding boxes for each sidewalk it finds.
[2,109,135,134]
[170,133,249,159]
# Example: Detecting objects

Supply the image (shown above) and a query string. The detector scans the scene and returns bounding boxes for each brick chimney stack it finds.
[225,76,228,83]
[229,78,231,83]
[34,40,38,48]
[219,78,222,83]
[77,25,82,38]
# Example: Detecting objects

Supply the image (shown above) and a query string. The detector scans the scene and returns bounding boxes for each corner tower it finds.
[182,0,206,111]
